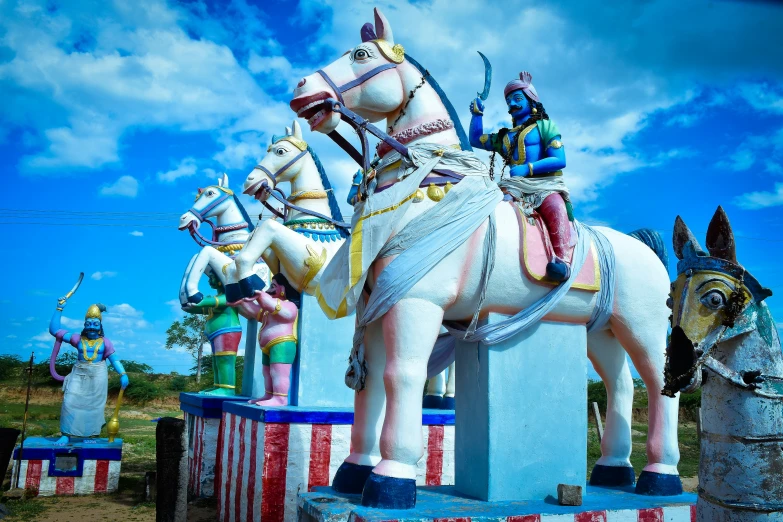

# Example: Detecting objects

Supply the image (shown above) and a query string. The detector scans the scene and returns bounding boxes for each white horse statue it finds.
[237,7,681,509]
[178,174,268,305]
[227,120,348,303]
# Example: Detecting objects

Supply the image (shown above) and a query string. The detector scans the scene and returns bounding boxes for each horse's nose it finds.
[297,78,306,88]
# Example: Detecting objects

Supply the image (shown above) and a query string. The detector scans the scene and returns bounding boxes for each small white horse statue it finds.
[227,120,348,303]
[257,7,683,509]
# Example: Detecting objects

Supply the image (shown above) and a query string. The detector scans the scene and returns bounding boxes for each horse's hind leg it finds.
[587,328,635,486]
[611,317,682,495]
[332,318,386,494]
[362,298,442,509]
[423,371,446,409]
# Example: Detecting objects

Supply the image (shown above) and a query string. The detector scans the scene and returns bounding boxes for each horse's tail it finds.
[628,228,668,269]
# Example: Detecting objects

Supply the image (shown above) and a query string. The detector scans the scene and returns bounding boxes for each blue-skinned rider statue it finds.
[469,71,572,282]
[49,300,129,445]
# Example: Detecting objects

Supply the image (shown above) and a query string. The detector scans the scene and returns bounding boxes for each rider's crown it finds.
[504,71,540,102]
[85,304,106,321]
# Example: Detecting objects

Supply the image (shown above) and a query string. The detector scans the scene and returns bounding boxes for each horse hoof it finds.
[422,395,443,409]
[441,396,455,410]
[225,283,241,303]
[332,462,374,494]
[187,292,204,304]
[635,470,683,496]
[589,464,635,487]
[239,274,266,298]
[361,472,416,509]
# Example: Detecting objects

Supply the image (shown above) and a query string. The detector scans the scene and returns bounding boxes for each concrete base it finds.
[181,393,250,498]
[216,403,455,522]
[297,485,697,522]
[11,436,122,496]
[456,318,588,502]
[291,294,356,408]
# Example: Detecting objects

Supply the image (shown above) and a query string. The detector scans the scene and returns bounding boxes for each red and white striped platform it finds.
[215,403,456,522]
[11,437,122,496]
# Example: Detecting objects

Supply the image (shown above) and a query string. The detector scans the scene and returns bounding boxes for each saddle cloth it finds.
[512,202,600,292]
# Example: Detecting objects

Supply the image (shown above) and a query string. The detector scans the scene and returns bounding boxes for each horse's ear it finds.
[292,120,303,140]
[361,22,377,42]
[706,205,737,263]
[285,126,292,136]
[374,7,394,45]
[673,215,704,260]
[222,173,229,188]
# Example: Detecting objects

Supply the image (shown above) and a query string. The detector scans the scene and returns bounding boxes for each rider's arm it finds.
[49,300,73,343]
[183,295,221,314]
[468,97,497,152]
[347,170,363,205]
[529,135,565,175]
[106,344,129,390]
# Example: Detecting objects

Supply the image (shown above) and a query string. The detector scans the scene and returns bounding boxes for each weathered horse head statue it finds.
[178,173,254,239]
[664,206,779,396]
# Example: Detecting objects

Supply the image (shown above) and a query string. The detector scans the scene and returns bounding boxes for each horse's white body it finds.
[232,121,346,296]
[178,175,268,301]
[287,8,680,503]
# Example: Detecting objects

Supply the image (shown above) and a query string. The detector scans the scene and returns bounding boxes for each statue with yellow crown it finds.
[48,288,129,446]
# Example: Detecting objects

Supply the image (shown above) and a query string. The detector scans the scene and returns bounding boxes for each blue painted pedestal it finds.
[456,318,588,502]
[297,485,697,521]
[11,436,122,496]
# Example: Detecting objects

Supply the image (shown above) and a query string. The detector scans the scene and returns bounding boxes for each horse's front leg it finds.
[184,247,230,303]
[362,297,443,509]
[332,318,387,494]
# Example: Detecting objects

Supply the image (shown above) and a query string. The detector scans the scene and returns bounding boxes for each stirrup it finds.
[545,257,571,282]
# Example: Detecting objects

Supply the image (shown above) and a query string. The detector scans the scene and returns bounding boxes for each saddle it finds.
[511,201,600,292]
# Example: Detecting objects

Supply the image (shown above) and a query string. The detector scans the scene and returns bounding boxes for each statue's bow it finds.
[50,272,85,382]
[477,51,492,101]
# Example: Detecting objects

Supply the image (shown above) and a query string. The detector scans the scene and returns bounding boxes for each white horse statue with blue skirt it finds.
[232,8,682,509]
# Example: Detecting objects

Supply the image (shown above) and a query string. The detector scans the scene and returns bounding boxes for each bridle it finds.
[186,186,248,248]
[251,140,351,231]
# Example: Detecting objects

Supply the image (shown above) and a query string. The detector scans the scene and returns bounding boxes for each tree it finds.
[165,315,207,383]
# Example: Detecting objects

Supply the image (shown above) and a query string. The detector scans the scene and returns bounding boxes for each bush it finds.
[169,375,188,392]
[0,355,24,380]
[113,360,153,374]
[587,379,607,412]
[110,377,162,405]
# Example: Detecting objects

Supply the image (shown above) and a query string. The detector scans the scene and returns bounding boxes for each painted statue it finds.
[663,206,783,521]
[233,274,301,406]
[224,121,348,305]
[49,300,129,444]
[261,7,683,508]
[470,71,571,281]
[178,174,270,310]
[181,265,242,396]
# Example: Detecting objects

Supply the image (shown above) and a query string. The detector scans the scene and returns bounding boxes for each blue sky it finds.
[1,0,782,375]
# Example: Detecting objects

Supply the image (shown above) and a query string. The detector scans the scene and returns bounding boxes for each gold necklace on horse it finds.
[81,338,103,362]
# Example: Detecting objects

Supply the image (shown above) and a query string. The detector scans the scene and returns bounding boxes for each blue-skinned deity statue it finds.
[49,300,129,445]
[469,71,572,282]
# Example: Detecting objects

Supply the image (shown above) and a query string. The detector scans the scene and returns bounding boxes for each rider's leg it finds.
[254,341,295,406]
[538,192,572,282]
[205,332,239,396]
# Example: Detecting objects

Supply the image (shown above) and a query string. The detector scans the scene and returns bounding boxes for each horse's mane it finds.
[404,53,472,152]
[306,144,344,222]
[233,193,255,231]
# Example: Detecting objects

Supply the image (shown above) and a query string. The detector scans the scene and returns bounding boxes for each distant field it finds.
[1,375,700,521]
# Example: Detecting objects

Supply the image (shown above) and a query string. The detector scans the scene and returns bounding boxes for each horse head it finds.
[178,173,235,230]
[663,206,775,396]
[290,8,407,134]
[244,120,311,200]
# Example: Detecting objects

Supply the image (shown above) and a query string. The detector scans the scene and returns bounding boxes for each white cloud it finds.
[91,271,117,280]
[717,149,755,172]
[734,182,783,210]
[104,303,150,330]
[100,175,139,197]
[130,230,144,237]
[6,335,17,339]
[157,157,198,183]
[166,299,185,316]
[31,331,51,342]
[61,316,82,329]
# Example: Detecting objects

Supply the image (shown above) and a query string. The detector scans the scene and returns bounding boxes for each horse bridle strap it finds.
[254,149,308,183]
[188,191,231,222]
[316,63,397,105]
[259,183,350,231]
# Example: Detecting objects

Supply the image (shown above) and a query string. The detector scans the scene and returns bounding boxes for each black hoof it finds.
[635,470,683,496]
[332,462,374,494]
[239,274,266,298]
[589,464,636,487]
[546,260,571,282]
[225,283,241,304]
[361,472,416,509]
[422,395,443,409]
[187,292,204,304]
[441,396,455,410]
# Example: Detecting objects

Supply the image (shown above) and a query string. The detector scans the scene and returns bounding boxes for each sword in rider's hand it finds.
[477,51,492,101]
[58,272,85,309]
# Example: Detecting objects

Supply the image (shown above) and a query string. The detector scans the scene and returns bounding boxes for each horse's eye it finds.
[354,49,369,60]
[701,290,726,310]
[207,190,215,196]
[276,148,286,156]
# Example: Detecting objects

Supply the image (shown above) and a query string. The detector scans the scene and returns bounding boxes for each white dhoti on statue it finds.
[61,360,108,437]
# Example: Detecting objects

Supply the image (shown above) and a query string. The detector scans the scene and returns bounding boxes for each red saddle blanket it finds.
[511,202,600,292]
